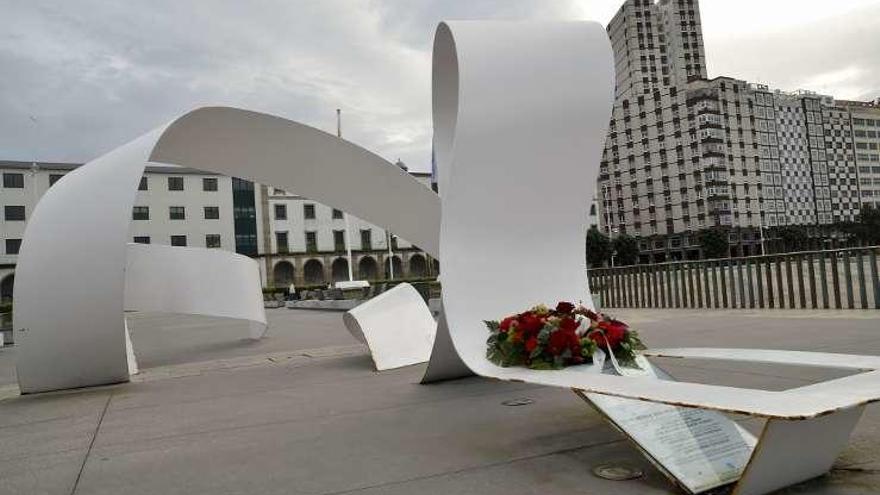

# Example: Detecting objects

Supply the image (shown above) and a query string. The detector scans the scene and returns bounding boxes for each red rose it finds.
[555,301,575,314]
[559,317,578,333]
[592,320,627,349]
[499,316,516,332]
[525,337,538,353]
[547,330,569,355]
[518,313,544,336]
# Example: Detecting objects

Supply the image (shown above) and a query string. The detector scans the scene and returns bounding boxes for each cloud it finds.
[704,2,880,100]
[0,0,877,175]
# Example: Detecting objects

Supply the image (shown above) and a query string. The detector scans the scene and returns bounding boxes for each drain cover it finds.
[501,398,535,406]
[592,463,644,481]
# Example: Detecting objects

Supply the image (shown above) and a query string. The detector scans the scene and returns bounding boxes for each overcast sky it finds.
[1,0,878,173]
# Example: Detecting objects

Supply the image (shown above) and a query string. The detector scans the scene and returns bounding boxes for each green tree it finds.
[844,206,880,245]
[776,225,809,252]
[585,226,611,268]
[613,234,639,266]
[698,228,729,259]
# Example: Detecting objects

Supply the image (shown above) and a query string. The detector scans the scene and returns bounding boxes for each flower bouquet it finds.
[485,301,645,370]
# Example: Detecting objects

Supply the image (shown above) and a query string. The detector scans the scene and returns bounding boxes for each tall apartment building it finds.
[0,161,436,300]
[597,0,877,262]
[845,101,880,209]
[607,0,706,99]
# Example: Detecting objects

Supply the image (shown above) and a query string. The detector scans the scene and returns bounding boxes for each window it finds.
[132,206,150,220]
[332,208,343,219]
[170,235,187,247]
[333,230,345,251]
[3,173,24,188]
[305,231,318,252]
[360,229,372,251]
[133,236,150,244]
[304,204,316,219]
[6,239,22,255]
[169,206,185,220]
[276,232,289,253]
[274,204,287,220]
[205,234,221,248]
[202,177,218,191]
[204,206,220,219]
[4,205,25,221]
[138,176,148,191]
[49,174,65,186]
[168,176,184,191]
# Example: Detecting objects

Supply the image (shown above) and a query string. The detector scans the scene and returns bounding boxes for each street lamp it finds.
[337,109,354,281]
[387,232,395,279]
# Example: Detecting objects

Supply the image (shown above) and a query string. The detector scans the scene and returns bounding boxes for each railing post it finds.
[720,260,729,309]
[831,252,842,309]
[702,261,712,308]
[775,256,784,309]
[819,252,830,309]
[857,250,868,309]
[756,258,764,308]
[870,248,879,310]
[785,255,795,309]
[796,254,806,309]
[738,259,746,309]
[695,261,704,308]
[807,253,817,309]
[686,263,694,308]
[843,250,854,310]
[764,257,774,309]
[672,263,680,308]
[747,258,756,309]
[727,260,736,308]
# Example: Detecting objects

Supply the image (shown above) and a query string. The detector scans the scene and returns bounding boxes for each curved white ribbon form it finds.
[15,107,440,393]
[343,283,435,371]
[425,20,880,420]
[124,243,268,339]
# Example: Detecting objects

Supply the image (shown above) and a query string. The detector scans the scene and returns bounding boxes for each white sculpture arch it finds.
[15,107,440,394]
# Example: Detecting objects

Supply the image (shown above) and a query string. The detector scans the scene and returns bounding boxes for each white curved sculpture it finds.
[120,243,267,375]
[426,21,880,494]
[15,107,439,394]
[124,243,267,340]
[343,283,435,371]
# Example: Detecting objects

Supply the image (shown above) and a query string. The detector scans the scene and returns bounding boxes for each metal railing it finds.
[588,246,880,310]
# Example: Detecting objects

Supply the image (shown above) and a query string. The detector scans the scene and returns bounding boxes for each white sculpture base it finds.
[575,356,864,494]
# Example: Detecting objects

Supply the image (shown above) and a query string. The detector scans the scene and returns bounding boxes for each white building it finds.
[0,160,436,301]
[598,0,877,262]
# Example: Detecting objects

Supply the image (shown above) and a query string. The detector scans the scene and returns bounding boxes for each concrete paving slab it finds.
[79,383,620,495]
[0,448,85,495]
[1,309,879,495]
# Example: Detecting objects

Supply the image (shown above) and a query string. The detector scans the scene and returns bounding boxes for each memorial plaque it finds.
[580,356,756,494]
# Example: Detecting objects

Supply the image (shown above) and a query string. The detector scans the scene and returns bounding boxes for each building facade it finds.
[0,161,436,301]
[597,0,878,263]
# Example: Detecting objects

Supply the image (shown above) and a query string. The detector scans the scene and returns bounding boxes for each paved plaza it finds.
[1,308,879,494]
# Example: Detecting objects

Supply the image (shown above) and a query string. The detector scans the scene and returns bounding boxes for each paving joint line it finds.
[70,391,112,495]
